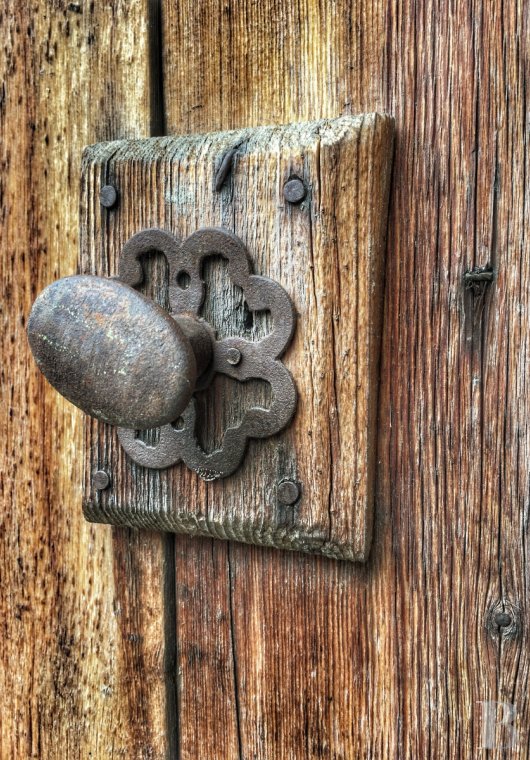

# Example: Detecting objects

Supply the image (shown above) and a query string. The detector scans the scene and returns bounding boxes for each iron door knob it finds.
[27,275,211,430]
[27,226,297,479]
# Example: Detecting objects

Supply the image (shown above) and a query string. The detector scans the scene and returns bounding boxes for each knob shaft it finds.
[27,275,199,429]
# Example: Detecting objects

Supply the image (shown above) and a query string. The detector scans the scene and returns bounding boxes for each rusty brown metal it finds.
[214,147,237,191]
[283,177,306,204]
[27,275,202,429]
[28,226,298,480]
[100,184,118,208]
[226,347,242,366]
[116,227,297,480]
[93,470,110,490]
[277,480,300,505]
[463,266,494,293]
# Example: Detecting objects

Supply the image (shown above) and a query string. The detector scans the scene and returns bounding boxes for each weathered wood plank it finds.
[0,3,174,757]
[81,114,393,563]
[162,0,530,757]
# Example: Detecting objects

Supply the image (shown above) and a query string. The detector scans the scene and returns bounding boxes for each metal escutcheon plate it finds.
[116,227,297,481]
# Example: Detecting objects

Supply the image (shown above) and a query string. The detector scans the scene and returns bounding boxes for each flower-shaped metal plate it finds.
[116,227,297,480]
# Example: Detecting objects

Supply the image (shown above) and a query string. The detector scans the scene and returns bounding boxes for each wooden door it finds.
[2,2,528,757]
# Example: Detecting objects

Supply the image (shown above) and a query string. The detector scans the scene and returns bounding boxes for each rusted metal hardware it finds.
[27,227,297,481]
[214,148,237,191]
[28,276,199,429]
[116,227,297,479]
[283,177,307,204]
[277,479,300,505]
[463,265,494,293]
[93,470,110,491]
[100,184,118,208]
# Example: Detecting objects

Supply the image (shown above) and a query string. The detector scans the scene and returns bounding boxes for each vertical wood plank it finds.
[162,0,530,757]
[0,3,175,757]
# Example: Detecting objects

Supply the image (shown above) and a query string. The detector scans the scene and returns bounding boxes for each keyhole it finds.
[176,270,191,289]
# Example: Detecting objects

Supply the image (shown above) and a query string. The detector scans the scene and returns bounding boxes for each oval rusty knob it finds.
[27,275,202,430]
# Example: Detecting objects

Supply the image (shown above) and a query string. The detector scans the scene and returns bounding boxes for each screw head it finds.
[278,479,300,505]
[283,177,306,204]
[226,347,242,366]
[93,470,110,491]
[100,184,118,209]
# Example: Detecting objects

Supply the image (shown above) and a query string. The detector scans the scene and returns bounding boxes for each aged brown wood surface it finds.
[2,0,529,758]
[163,0,530,758]
[0,2,175,757]
[81,114,393,562]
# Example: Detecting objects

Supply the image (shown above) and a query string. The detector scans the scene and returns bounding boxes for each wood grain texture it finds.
[3,0,529,757]
[163,0,530,757]
[82,114,393,562]
[0,3,175,757]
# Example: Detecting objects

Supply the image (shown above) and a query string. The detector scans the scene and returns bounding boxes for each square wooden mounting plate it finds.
[81,114,394,562]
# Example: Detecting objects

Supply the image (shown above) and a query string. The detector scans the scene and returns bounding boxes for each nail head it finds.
[227,347,242,366]
[93,470,110,491]
[100,185,118,209]
[278,479,300,505]
[283,178,306,204]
